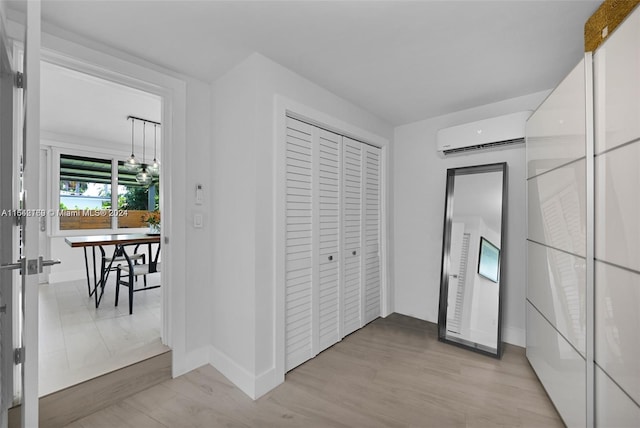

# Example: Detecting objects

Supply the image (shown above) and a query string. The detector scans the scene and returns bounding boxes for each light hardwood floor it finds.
[65,314,563,427]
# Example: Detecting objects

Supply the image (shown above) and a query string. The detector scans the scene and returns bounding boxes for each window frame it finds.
[50,145,153,237]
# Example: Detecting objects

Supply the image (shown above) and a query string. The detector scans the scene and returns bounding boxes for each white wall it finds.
[393,90,550,346]
[211,53,393,398]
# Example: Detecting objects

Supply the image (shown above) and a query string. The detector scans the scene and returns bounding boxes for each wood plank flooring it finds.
[65,314,563,427]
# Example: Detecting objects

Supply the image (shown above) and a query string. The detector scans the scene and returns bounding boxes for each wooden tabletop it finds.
[64,233,161,248]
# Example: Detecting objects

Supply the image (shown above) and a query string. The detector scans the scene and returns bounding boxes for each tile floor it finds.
[38,272,168,396]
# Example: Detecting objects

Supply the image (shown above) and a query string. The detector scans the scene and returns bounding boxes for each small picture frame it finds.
[478,237,500,283]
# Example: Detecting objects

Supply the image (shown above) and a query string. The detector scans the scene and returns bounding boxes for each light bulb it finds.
[136,167,153,186]
[148,158,160,175]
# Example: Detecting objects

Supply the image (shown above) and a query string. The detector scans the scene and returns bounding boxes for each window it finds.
[117,161,159,228]
[58,153,159,231]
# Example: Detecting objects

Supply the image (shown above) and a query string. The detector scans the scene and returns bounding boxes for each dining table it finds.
[64,233,161,308]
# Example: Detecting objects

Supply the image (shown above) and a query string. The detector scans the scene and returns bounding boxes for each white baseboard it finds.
[48,270,85,284]
[503,326,525,347]
[172,346,210,378]
[254,367,282,399]
[208,345,259,399]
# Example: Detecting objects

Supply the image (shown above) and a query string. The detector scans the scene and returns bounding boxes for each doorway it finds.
[37,57,169,396]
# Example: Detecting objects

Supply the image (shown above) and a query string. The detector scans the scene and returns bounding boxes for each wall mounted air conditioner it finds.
[436,111,532,155]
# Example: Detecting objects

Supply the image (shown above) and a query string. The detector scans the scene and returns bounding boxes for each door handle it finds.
[40,257,61,268]
[0,258,25,274]
[36,257,61,274]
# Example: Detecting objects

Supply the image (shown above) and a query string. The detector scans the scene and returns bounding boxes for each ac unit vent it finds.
[436,111,531,156]
[442,137,525,155]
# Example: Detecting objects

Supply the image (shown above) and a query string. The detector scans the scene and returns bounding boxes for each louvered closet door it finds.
[317,129,341,351]
[342,137,363,336]
[285,117,315,371]
[362,145,382,324]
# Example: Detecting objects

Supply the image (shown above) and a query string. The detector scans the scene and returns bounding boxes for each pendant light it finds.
[135,122,153,186]
[148,124,160,175]
[124,117,140,171]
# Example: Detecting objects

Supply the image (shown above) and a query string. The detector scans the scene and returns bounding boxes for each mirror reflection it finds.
[438,163,506,357]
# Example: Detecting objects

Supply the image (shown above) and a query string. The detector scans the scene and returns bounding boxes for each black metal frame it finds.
[82,244,144,308]
[437,162,507,359]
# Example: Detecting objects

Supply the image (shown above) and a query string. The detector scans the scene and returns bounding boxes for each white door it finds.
[362,145,381,325]
[342,137,362,337]
[0,4,16,426]
[284,117,314,371]
[0,2,45,426]
[316,129,341,351]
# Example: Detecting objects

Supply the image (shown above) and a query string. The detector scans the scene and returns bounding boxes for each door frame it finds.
[0,2,15,425]
[274,95,391,383]
[27,30,189,376]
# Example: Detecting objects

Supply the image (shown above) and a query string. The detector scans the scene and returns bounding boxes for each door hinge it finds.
[15,71,24,89]
[14,347,24,365]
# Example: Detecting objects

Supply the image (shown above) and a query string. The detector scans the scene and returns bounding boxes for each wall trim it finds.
[172,346,210,378]
[208,345,258,399]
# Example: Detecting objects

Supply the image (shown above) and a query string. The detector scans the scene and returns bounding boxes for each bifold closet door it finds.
[362,145,382,324]
[285,117,342,371]
[342,137,363,336]
[285,117,382,371]
[285,118,315,371]
[317,129,341,352]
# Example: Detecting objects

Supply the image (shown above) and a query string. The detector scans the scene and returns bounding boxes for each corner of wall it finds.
[208,345,281,400]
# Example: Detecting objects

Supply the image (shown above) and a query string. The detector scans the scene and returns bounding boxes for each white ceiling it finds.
[41,61,162,150]
[17,0,602,127]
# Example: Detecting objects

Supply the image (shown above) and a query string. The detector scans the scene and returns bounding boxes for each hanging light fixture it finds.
[124,117,140,171]
[135,121,153,186]
[148,123,160,175]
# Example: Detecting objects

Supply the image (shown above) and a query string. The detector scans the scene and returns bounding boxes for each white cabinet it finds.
[526,57,588,426]
[527,5,640,426]
[285,117,382,372]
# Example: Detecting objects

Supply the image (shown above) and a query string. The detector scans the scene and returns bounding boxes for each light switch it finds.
[194,213,203,228]
[195,184,204,205]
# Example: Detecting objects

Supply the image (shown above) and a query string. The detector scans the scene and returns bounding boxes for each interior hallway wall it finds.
[392,90,550,346]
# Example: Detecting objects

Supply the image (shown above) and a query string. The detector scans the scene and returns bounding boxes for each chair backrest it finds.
[120,241,161,273]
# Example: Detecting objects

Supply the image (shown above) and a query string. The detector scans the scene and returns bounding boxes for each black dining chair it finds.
[115,242,161,314]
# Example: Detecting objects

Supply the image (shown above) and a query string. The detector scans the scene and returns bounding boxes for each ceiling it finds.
[41,61,161,149]
[14,0,601,126]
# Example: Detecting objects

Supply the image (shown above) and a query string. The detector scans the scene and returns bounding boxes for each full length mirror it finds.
[438,162,507,358]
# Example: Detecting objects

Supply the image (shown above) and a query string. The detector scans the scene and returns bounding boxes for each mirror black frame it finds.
[437,162,507,358]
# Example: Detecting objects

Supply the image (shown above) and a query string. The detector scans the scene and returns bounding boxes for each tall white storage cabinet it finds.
[527,5,640,426]
[593,6,640,426]
[526,58,588,428]
[284,117,383,372]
